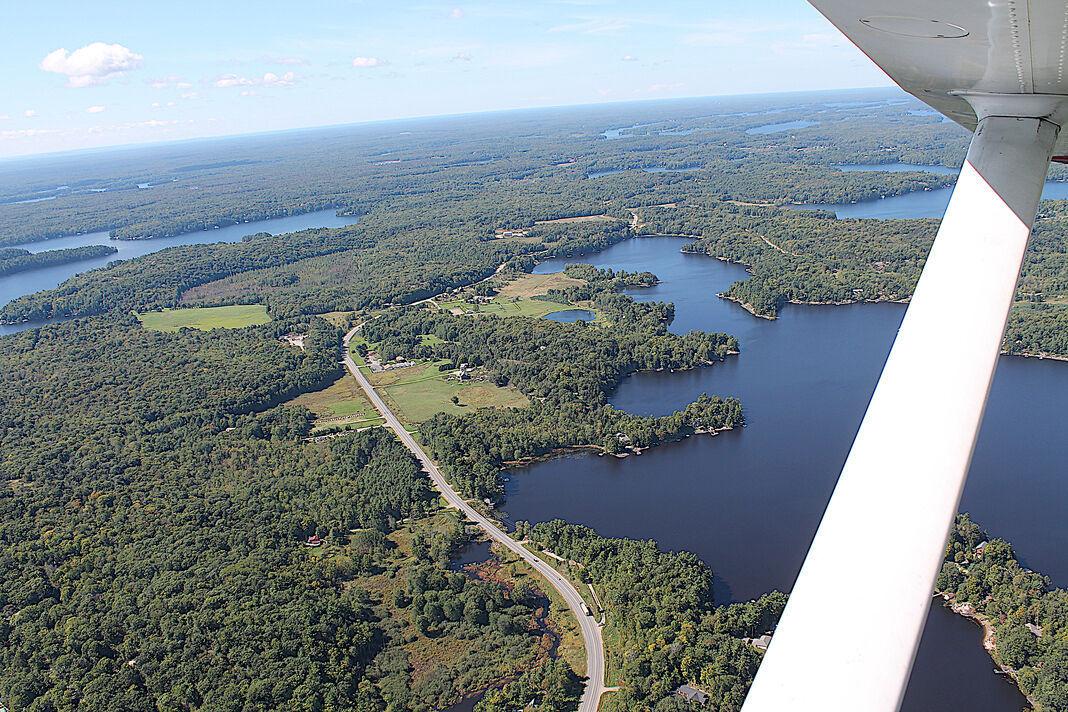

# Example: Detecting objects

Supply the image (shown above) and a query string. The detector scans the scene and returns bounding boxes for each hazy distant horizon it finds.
[0,84,903,166]
[4,1,891,158]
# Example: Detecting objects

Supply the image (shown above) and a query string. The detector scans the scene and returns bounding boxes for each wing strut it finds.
[742,111,1060,711]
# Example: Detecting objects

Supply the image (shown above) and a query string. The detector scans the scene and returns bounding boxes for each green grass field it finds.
[288,375,383,433]
[370,361,529,427]
[494,271,585,299]
[437,297,573,319]
[138,305,271,332]
[348,335,371,367]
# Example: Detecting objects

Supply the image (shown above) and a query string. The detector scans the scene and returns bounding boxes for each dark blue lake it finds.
[506,236,1062,710]
[795,163,1068,218]
[544,309,595,323]
[0,208,359,335]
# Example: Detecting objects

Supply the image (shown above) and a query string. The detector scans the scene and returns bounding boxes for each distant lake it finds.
[502,236,1061,710]
[544,308,595,323]
[746,120,818,135]
[794,163,1068,218]
[836,162,958,176]
[600,122,658,140]
[587,165,701,179]
[0,208,359,335]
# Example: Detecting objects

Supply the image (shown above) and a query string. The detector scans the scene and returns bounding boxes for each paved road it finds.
[342,327,606,712]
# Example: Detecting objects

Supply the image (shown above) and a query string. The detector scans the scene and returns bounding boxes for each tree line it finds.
[937,515,1068,710]
[0,244,117,277]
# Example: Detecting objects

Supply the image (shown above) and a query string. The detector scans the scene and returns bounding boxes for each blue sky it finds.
[2,1,890,157]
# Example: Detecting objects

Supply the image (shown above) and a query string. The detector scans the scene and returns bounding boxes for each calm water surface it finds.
[796,163,1068,218]
[503,236,1063,710]
[0,208,359,335]
[544,308,595,323]
[448,540,494,571]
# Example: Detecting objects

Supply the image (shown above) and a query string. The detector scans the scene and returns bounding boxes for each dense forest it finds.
[0,244,116,277]
[937,516,1068,711]
[6,87,1068,710]
[0,213,630,325]
[518,520,787,711]
[0,316,576,710]
[0,88,963,246]
[5,86,1068,354]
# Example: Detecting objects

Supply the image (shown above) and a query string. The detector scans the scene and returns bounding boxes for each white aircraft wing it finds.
[810,0,1068,157]
[742,3,1068,710]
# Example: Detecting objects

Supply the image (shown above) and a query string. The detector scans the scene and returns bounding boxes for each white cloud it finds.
[24,109,36,118]
[86,105,106,113]
[621,54,637,61]
[262,71,296,86]
[215,71,296,89]
[180,91,199,100]
[452,52,473,62]
[214,73,255,88]
[352,56,383,68]
[148,75,191,90]
[40,42,143,88]
[450,7,464,19]
[274,56,306,66]
[0,114,9,120]
[1,128,59,140]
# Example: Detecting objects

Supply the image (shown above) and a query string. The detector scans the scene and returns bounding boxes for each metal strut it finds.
[742,112,1060,711]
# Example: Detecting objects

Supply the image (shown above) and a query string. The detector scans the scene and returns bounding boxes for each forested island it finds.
[3,88,1068,710]
[0,244,117,277]
[938,516,1068,710]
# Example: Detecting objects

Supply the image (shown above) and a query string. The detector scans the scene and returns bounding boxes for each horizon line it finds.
[0,84,899,166]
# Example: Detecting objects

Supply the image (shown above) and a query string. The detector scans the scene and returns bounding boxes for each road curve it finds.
[342,327,605,712]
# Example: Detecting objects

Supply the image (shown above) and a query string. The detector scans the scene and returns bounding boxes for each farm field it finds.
[137,304,271,332]
[370,360,530,427]
[288,374,384,433]
[436,296,573,319]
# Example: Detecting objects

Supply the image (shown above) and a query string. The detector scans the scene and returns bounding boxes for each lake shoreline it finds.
[523,234,1053,710]
[502,422,740,471]
[2,206,351,249]
[717,288,1068,364]
[939,593,1038,708]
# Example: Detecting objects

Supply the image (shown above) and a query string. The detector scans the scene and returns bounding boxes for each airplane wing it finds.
[809,0,1068,157]
[742,3,1068,710]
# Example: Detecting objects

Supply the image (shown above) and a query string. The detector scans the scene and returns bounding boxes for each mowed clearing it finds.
[495,271,585,299]
[288,375,384,433]
[435,296,573,319]
[370,361,529,428]
[138,305,270,332]
[534,214,618,225]
[433,271,585,319]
